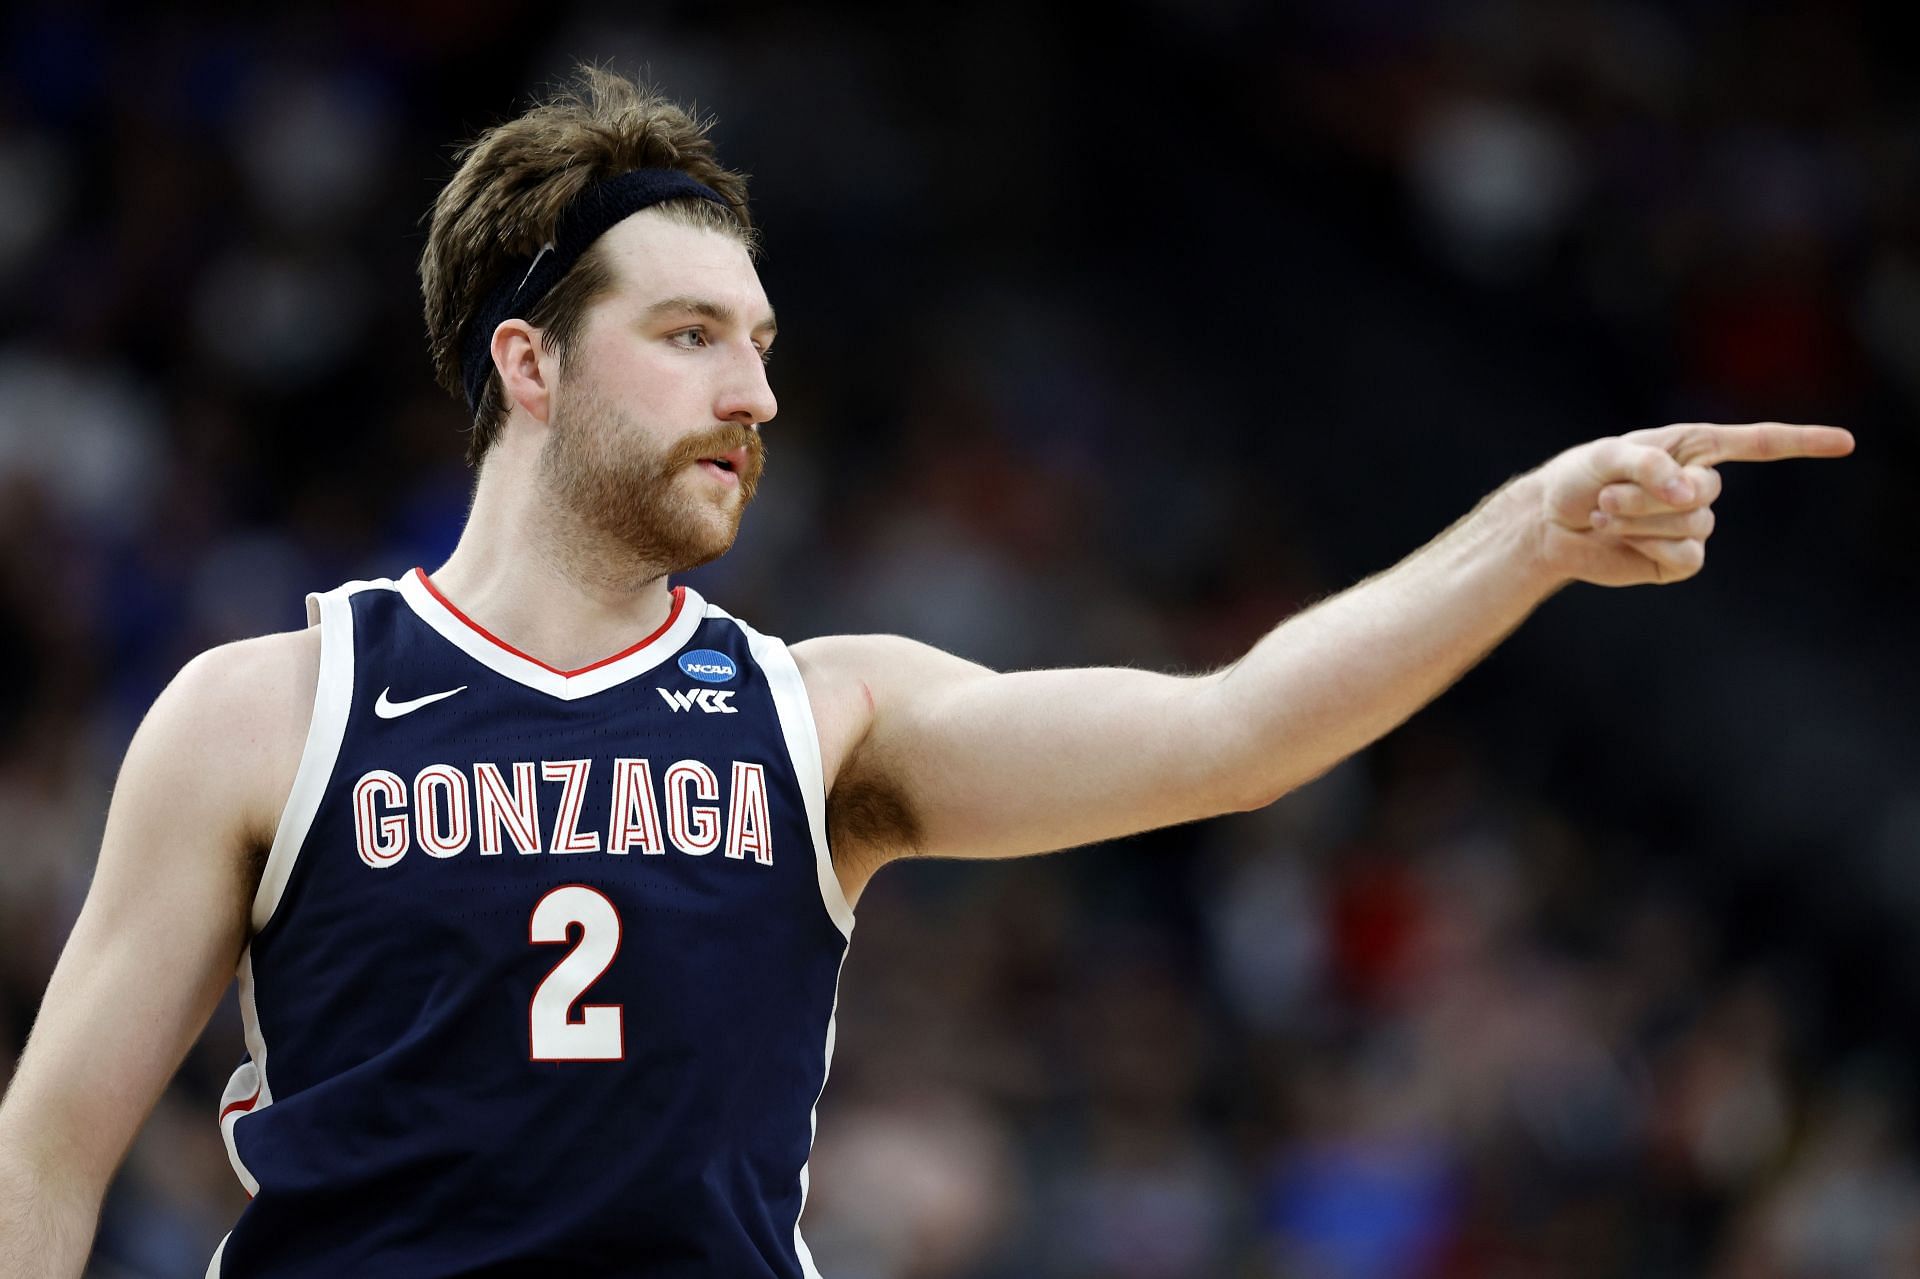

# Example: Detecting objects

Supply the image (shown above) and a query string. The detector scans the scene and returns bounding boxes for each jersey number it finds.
[529,884,624,1061]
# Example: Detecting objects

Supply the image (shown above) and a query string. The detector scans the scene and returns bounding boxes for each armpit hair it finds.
[826,766,922,883]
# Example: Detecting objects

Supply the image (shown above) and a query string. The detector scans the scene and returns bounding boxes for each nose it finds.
[716,343,777,428]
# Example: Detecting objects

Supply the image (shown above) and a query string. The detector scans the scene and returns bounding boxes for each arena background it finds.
[0,1,1915,1275]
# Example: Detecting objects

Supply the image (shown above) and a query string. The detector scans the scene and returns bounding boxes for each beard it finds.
[538,378,766,579]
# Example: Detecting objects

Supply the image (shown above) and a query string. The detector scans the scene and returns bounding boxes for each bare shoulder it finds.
[787,633,993,901]
[789,632,989,696]
[787,633,987,788]
[138,625,321,868]
[786,634,884,797]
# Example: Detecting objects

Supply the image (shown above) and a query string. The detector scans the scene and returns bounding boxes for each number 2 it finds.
[529,884,624,1061]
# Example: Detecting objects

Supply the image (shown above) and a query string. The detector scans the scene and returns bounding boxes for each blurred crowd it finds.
[0,0,1915,1275]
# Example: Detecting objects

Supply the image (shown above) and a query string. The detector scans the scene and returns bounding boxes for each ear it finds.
[490,318,552,425]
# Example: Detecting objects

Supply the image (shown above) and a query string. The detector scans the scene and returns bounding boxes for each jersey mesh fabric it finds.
[213,581,849,1278]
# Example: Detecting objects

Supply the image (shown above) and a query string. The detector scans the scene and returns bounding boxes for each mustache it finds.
[660,424,766,477]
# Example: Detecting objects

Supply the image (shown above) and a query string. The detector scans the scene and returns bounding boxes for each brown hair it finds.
[420,65,758,464]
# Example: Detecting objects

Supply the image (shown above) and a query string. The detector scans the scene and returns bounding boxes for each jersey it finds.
[205,568,855,1278]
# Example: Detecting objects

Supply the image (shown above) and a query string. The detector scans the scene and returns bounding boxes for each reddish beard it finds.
[658,423,767,498]
[539,388,766,577]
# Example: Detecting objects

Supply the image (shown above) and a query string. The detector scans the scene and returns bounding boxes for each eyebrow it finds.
[644,295,778,338]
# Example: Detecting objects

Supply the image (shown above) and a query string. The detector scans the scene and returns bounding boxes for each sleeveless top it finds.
[205,569,854,1278]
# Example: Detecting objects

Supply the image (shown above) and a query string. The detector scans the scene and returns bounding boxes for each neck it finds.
[429,431,678,672]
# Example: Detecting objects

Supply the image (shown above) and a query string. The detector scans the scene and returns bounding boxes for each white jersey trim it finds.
[216,948,270,1197]
[217,577,386,1241]
[711,606,852,1277]
[205,1231,229,1277]
[794,948,850,1279]
[715,607,855,939]
[250,578,381,930]
[397,568,707,701]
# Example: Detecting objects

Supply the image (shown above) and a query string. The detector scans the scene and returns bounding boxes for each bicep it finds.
[813,636,1248,866]
[0,648,292,1188]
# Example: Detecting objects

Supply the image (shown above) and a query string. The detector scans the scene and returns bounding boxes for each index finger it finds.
[1627,422,1856,466]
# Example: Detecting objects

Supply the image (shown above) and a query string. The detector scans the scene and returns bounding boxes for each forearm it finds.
[1205,471,1561,808]
[0,1136,101,1279]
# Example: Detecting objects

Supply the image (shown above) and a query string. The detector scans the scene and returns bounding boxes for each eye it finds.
[670,327,709,349]
[754,343,773,366]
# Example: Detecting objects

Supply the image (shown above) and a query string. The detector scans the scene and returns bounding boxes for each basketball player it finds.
[0,66,1854,1278]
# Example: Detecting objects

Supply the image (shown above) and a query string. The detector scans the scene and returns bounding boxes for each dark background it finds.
[0,1,1914,1275]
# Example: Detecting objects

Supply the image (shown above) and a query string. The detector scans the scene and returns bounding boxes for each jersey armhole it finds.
[723,613,856,940]
[248,583,365,931]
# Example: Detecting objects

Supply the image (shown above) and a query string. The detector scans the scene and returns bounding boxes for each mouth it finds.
[695,444,751,485]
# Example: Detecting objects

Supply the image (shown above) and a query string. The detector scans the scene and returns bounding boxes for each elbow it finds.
[1208,756,1290,815]
[1226,758,1345,815]
[1191,677,1282,815]
[1215,728,1293,816]
[1227,778,1290,814]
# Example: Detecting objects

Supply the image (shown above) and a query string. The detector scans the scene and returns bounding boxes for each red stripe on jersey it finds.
[413,568,686,677]
[221,1086,262,1122]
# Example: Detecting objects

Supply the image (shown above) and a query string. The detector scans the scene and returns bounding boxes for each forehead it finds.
[593,209,769,317]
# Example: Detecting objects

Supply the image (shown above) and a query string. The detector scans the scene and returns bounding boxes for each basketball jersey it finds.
[205,569,855,1278]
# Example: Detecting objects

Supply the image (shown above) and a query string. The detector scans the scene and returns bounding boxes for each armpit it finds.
[826,766,922,878]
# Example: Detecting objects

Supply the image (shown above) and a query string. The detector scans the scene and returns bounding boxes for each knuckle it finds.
[1650,537,1705,583]
[1697,458,1728,499]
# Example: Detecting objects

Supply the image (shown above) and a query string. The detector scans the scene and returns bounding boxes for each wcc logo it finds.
[660,649,740,713]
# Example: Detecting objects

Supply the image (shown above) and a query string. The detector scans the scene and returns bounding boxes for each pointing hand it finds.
[1528,422,1855,587]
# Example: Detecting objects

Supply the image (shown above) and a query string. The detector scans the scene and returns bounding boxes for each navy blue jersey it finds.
[208,569,854,1278]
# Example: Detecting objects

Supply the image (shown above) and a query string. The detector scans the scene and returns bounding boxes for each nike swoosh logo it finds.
[374,685,468,719]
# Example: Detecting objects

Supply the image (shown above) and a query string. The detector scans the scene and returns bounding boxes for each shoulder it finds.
[786,634,975,749]
[784,636,881,799]
[784,635,993,895]
[163,626,320,745]
[136,626,321,852]
[788,633,990,699]
[786,633,991,796]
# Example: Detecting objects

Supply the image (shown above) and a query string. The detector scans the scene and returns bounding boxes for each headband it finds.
[459,168,733,411]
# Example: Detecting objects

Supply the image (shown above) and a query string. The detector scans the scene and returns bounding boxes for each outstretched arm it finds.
[799,423,1853,884]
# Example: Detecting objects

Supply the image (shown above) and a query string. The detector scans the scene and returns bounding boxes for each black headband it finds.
[459,168,733,412]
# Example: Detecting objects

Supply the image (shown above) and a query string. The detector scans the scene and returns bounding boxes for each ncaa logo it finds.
[678,649,737,684]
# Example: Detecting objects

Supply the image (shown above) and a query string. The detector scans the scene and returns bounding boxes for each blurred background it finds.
[0,0,1914,1275]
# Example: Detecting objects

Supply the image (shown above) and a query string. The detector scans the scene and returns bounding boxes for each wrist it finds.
[1467,470,1569,599]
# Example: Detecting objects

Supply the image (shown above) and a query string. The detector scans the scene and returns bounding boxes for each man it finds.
[0,66,1853,1278]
